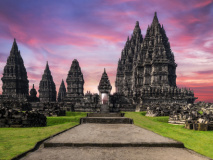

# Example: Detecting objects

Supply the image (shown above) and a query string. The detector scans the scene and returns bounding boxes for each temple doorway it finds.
[101,93,108,104]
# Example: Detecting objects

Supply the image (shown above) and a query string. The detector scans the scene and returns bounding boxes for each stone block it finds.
[185,122,193,129]
[197,124,208,131]
[193,123,198,130]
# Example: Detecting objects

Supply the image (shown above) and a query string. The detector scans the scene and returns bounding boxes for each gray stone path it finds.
[21,147,209,160]
[21,124,210,160]
[44,124,182,147]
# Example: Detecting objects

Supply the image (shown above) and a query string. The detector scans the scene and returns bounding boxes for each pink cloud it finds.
[0,0,212,102]
[193,0,213,8]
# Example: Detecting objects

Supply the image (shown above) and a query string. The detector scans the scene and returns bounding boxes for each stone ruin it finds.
[0,12,202,116]
[0,99,32,111]
[145,103,173,117]
[197,101,213,114]
[145,101,213,131]
[169,103,213,131]
[169,104,199,124]
[0,107,46,127]
[35,102,66,117]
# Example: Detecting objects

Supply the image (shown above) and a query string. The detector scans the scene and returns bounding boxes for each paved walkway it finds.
[21,124,210,160]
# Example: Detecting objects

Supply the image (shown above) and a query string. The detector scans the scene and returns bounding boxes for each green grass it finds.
[47,112,87,126]
[0,112,87,160]
[125,112,213,159]
[198,110,203,115]
[1,111,212,159]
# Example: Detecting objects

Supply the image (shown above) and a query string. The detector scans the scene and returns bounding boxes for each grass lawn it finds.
[125,112,213,159]
[0,112,87,160]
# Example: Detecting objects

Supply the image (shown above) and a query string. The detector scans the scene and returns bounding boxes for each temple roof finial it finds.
[11,38,19,53]
[135,21,139,27]
[45,61,50,72]
[133,21,142,37]
[61,79,65,85]
[152,11,159,25]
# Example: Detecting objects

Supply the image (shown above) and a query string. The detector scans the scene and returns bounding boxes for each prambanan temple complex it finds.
[0,12,198,113]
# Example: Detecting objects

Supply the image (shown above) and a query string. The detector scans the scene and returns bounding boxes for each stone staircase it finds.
[80,112,133,124]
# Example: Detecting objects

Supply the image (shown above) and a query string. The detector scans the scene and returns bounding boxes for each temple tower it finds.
[29,84,39,102]
[115,12,196,105]
[66,59,84,102]
[115,59,123,93]
[1,39,29,99]
[38,62,56,102]
[115,21,143,96]
[58,79,66,102]
[98,68,112,105]
[140,12,177,87]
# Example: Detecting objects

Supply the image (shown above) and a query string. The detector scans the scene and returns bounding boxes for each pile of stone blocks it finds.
[168,104,197,124]
[169,103,213,131]
[38,108,66,117]
[145,103,174,117]
[34,102,66,117]
[0,107,46,127]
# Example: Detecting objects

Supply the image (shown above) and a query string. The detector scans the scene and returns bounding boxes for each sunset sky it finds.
[0,0,212,102]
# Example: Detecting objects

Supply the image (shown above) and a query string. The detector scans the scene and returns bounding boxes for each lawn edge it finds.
[125,112,213,160]
[11,124,80,160]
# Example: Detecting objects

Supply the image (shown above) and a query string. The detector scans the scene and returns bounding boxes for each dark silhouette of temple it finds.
[0,13,197,112]
[1,39,29,100]
[66,59,84,102]
[58,80,66,102]
[29,84,39,102]
[39,62,57,102]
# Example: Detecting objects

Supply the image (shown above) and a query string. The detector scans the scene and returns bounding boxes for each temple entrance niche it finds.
[101,93,109,104]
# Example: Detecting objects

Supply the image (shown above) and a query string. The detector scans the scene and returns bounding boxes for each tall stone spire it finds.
[142,12,176,87]
[58,79,66,102]
[66,59,84,102]
[1,39,29,99]
[115,20,143,95]
[10,38,19,54]
[38,62,56,102]
[45,61,49,72]
[98,68,112,94]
